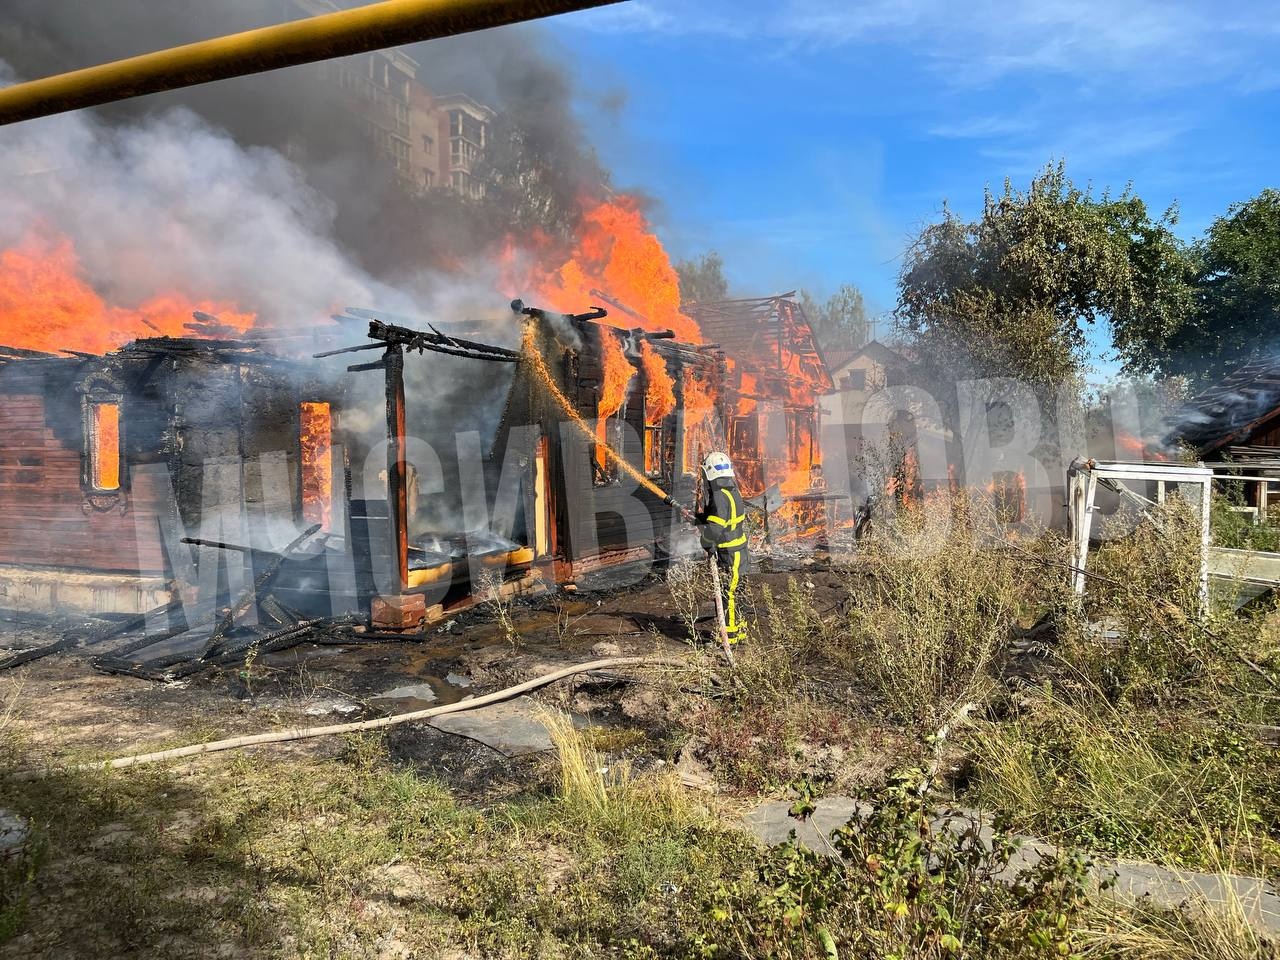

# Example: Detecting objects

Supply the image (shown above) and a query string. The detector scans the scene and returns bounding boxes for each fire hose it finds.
[10,656,683,778]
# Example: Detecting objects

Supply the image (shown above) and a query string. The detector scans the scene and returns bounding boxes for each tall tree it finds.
[675,251,729,304]
[800,284,871,353]
[895,162,1194,403]
[1116,188,1280,385]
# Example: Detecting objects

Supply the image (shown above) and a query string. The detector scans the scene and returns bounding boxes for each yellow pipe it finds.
[0,0,624,127]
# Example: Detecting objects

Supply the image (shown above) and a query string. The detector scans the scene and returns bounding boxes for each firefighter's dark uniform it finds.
[696,477,748,644]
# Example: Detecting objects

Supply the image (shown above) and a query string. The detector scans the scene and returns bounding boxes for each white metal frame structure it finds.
[1066,458,1213,608]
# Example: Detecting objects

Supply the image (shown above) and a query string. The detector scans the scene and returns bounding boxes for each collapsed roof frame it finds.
[684,293,833,396]
[322,315,520,619]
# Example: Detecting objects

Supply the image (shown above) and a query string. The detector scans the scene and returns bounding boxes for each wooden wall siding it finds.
[1246,410,1280,449]
[0,350,320,578]
[489,322,712,571]
[0,381,168,574]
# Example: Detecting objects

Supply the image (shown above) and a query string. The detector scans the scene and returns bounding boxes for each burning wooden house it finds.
[684,294,839,537]
[0,337,343,616]
[0,287,838,631]
[494,304,717,581]
[493,293,838,581]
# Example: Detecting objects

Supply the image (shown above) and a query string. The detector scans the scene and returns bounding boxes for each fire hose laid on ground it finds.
[10,655,684,778]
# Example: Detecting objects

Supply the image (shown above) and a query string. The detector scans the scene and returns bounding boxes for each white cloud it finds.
[570,0,1276,93]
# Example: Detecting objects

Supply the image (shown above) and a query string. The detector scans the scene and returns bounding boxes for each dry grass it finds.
[665,556,711,644]
[1084,882,1279,959]
[537,708,697,840]
[838,493,1035,728]
[0,678,20,762]
[476,570,520,647]
[969,689,1276,872]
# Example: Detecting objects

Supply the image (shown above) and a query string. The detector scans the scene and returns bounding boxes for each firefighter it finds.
[695,451,748,644]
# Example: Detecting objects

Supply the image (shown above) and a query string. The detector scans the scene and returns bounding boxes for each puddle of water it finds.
[369,672,476,712]
[372,682,438,704]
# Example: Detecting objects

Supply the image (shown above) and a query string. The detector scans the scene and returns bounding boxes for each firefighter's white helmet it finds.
[702,451,735,481]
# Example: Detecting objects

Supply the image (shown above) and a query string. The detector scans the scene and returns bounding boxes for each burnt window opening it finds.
[593,411,623,487]
[730,416,759,463]
[842,369,866,391]
[643,424,663,477]
[299,401,334,531]
[84,399,122,493]
[786,409,816,471]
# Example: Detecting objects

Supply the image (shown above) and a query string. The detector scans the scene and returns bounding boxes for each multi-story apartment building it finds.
[289,0,494,198]
[436,94,495,200]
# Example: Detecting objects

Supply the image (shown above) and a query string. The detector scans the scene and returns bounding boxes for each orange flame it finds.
[521,322,667,499]
[596,328,635,469]
[986,470,1027,523]
[1115,432,1169,462]
[89,400,121,491]
[299,401,333,531]
[736,370,759,417]
[640,341,674,424]
[0,231,255,355]
[513,196,702,343]
[682,370,717,472]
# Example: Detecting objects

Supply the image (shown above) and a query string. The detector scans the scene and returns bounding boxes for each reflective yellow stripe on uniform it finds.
[725,549,742,642]
[710,490,745,538]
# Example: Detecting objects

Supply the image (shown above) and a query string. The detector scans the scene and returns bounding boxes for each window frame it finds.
[82,393,125,495]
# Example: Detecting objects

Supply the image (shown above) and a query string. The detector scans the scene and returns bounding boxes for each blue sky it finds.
[544,0,1280,370]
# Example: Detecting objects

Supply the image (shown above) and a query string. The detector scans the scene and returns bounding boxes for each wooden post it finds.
[384,343,409,593]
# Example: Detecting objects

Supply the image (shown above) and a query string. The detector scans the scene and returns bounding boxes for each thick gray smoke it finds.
[0,4,613,540]
[0,79,394,324]
[0,2,609,280]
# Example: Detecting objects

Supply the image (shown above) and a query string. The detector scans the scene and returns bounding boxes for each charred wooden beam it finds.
[181,536,254,554]
[312,341,386,359]
[366,318,521,362]
[385,344,410,592]
[197,523,323,657]
[512,299,608,325]
[0,344,61,360]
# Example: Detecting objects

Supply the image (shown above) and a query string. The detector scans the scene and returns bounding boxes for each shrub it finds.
[690,772,1094,959]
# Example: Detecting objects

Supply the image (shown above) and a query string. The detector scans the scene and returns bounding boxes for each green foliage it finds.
[968,495,1280,877]
[896,161,1194,403]
[1079,497,1212,700]
[676,250,730,304]
[0,829,44,943]
[800,284,872,353]
[1122,188,1280,384]
[1211,482,1280,552]
[695,773,1094,959]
